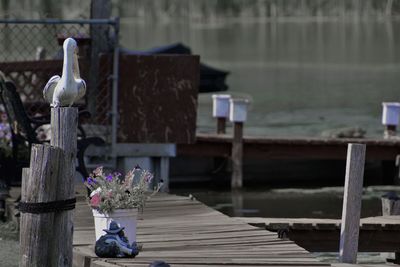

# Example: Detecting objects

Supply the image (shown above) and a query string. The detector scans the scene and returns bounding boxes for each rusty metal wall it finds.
[117,54,199,144]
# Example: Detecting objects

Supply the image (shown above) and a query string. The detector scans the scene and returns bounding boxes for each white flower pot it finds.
[92,208,138,243]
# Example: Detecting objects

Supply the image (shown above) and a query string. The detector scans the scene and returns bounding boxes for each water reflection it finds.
[1,7,399,136]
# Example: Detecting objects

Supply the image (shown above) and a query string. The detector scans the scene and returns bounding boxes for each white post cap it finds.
[229,98,249,123]
[382,102,400,126]
[212,94,231,118]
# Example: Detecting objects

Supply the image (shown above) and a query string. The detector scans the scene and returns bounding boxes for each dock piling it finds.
[50,107,78,267]
[339,143,366,264]
[19,145,64,267]
[229,98,249,189]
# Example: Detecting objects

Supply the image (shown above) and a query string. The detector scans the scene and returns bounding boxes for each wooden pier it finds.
[177,133,400,161]
[176,134,400,186]
[73,192,329,267]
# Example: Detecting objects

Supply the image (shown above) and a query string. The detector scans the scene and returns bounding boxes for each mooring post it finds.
[19,145,64,267]
[382,102,400,138]
[339,143,366,264]
[212,94,231,134]
[229,98,249,189]
[50,107,78,267]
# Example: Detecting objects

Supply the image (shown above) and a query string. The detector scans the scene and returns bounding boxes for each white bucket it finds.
[92,208,138,243]
[229,98,249,122]
[212,94,231,118]
[382,102,400,126]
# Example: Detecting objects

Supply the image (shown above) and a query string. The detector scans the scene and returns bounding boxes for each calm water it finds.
[120,17,400,137]
[1,2,400,136]
[1,3,400,264]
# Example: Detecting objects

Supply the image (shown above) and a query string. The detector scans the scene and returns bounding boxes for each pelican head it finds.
[63,37,77,55]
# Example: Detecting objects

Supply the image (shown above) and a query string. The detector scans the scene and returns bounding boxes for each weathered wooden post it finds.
[382,102,400,138]
[212,94,231,134]
[19,145,64,267]
[231,189,244,217]
[229,98,249,189]
[339,143,366,263]
[50,107,78,266]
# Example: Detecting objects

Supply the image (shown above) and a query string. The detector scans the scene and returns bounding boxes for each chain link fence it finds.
[0,19,119,143]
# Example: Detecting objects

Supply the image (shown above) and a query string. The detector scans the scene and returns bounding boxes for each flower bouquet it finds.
[84,166,161,245]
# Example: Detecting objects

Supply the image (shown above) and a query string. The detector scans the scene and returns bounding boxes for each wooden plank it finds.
[340,143,366,263]
[73,194,327,267]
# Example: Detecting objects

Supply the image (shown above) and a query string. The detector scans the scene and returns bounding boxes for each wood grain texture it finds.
[20,144,63,267]
[50,107,78,267]
[339,143,366,263]
[72,193,329,267]
[231,122,243,189]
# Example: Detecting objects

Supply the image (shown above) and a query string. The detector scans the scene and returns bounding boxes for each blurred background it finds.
[2,0,400,138]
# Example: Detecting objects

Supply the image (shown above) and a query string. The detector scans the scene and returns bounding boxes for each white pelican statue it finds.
[43,38,86,107]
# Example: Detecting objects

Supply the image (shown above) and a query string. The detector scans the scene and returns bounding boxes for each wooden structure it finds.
[178,134,400,161]
[73,192,329,267]
[51,107,78,266]
[19,107,78,266]
[339,143,366,263]
[177,134,400,184]
[117,54,200,144]
[238,216,400,253]
[19,146,63,267]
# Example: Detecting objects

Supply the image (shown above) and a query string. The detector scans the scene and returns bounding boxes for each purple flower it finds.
[87,177,97,185]
[113,172,122,180]
[106,174,113,182]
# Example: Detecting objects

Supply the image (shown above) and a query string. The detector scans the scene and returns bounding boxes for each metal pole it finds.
[0,18,117,25]
[111,17,120,159]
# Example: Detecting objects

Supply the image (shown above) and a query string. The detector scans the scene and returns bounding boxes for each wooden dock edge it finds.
[237,217,400,253]
[73,246,97,267]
